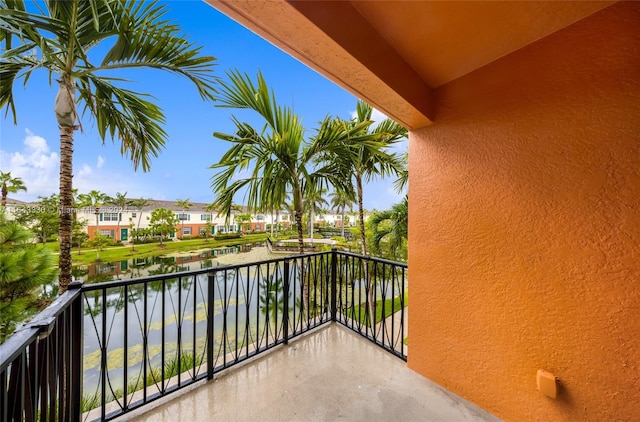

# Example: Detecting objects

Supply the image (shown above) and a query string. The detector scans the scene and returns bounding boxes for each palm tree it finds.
[129,198,150,233]
[394,151,409,194]
[109,191,130,242]
[211,70,356,254]
[304,187,328,247]
[175,198,192,238]
[330,188,355,238]
[317,101,407,255]
[204,202,217,240]
[369,195,408,261]
[77,190,109,239]
[1,0,217,292]
[0,171,27,207]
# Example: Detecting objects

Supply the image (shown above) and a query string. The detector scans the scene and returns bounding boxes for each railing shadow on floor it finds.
[0,249,407,421]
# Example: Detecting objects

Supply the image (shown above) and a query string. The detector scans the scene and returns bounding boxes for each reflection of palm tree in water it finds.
[259,277,288,327]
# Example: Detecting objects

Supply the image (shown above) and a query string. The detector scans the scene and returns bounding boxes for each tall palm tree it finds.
[77,190,109,238]
[330,188,355,238]
[109,191,130,241]
[317,101,407,255]
[175,198,192,238]
[1,0,217,292]
[211,70,358,254]
[369,195,408,261]
[0,171,27,207]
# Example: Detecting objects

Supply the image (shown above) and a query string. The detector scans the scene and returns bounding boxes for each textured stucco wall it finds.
[407,3,640,421]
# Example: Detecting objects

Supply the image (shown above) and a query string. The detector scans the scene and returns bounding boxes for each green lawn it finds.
[351,292,408,325]
[40,233,269,266]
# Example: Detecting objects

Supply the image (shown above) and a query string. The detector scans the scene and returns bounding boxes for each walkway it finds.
[123,325,500,422]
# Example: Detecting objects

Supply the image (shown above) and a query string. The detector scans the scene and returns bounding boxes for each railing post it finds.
[207,272,215,380]
[331,248,337,322]
[68,281,83,422]
[283,260,290,344]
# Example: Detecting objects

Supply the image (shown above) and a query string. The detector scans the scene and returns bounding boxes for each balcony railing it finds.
[0,250,407,421]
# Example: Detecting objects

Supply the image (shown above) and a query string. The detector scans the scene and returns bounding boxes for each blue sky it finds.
[0,1,406,211]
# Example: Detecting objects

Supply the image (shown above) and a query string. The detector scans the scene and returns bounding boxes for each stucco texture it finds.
[407,3,640,421]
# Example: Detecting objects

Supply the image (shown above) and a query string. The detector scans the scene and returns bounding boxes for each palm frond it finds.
[77,75,166,171]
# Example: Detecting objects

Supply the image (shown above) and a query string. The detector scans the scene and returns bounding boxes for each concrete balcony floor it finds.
[125,325,500,422]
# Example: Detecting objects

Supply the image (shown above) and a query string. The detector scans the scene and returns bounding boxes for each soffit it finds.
[205,1,615,129]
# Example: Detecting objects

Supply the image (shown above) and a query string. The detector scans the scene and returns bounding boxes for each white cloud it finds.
[96,155,105,169]
[0,129,59,200]
[77,164,93,177]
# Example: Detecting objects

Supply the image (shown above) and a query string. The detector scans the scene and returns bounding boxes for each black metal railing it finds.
[0,250,407,421]
[0,282,83,422]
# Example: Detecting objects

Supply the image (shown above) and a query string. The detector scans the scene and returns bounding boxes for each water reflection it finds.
[74,243,262,284]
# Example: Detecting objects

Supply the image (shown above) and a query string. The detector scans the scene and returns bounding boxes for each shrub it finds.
[214,232,242,240]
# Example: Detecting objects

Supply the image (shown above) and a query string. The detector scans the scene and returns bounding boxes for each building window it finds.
[132,212,137,218]
[103,213,119,221]
[99,229,113,238]
[177,213,189,221]
[182,227,192,236]
[281,215,288,221]
[201,214,212,221]
[256,214,264,221]
[255,224,261,231]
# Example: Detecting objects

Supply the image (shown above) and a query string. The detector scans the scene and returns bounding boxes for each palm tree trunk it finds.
[275,209,280,239]
[1,185,7,207]
[356,176,367,256]
[341,206,345,238]
[293,186,308,313]
[356,175,375,327]
[309,207,314,247]
[58,126,75,293]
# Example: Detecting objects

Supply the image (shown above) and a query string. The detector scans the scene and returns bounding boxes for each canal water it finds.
[73,242,271,284]
[79,243,298,404]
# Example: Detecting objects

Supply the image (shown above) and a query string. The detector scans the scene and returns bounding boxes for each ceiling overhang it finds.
[205,0,615,130]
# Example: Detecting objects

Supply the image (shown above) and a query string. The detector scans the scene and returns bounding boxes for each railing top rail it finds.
[336,250,408,268]
[0,327,39,372]
[0,281,82,371]
[81,250,333,291]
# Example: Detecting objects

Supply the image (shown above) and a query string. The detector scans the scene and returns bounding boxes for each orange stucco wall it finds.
[408,3,639,421]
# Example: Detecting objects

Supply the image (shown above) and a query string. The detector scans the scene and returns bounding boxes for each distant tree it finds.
[234,213,252,233]
[203,220,213,241]
[203,202,217,241]
[128,219,136,250]
[330,188,355,238]
[77,190,110,239]
[0,171,27,207]
[129,198,151,233]
[86,233,110,261]
[14,194,59,244]
[175,198,193,238]
[109,191,130,241]
[0,212,58,342]
[72,219,88,255]
[305,187,328,246]
[149,207,178,246]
